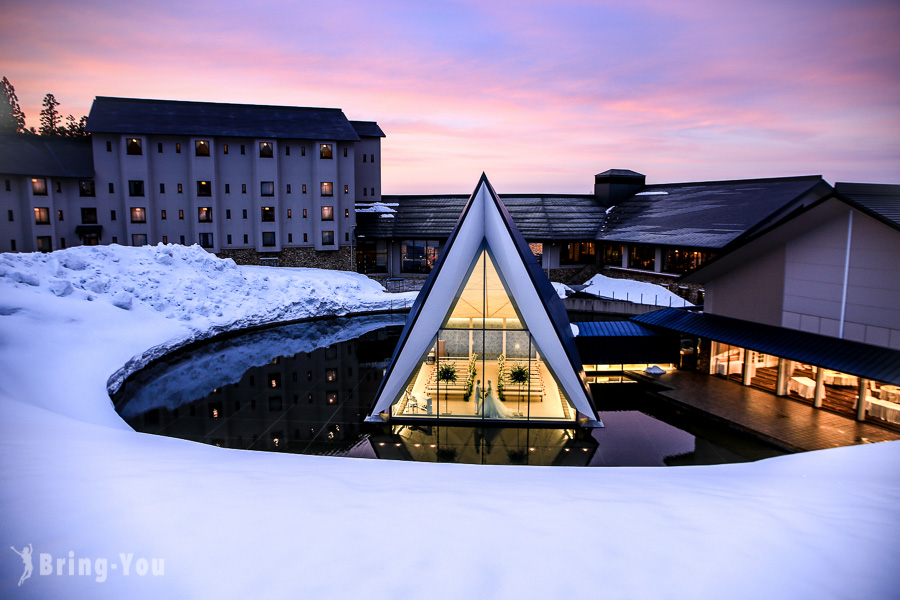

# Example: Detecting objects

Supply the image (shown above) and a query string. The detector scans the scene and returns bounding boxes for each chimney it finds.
[594,169,645,207]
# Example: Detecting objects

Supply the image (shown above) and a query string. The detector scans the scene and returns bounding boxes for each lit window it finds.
[326,368,337,382]
[31,178,47,196]
[36,236,52,252]
[132,233,147,246]
[261,207,275,222]
[197,181,212,196]
[57,209,64,221]
[175,143,181,153]
[198,207,213,222]
[178,209,184,220]
[79,180,95,197]
[344,185,349,194]
[128,180,144,197]
[321,182,333,196]
[287,208,292,218]
[195,140,210,157]
[345,208,349,218]
[302,184,307,194]
[130,207,146,223]
[261,181,274,196]
[33,207,50,224]
[223,144,229,155]
[199,232,214,248]
[259,142,274,158]
[262,231,276,247]
[320,144,333,159]
[162,236,167,244]
[126,138,142,155]
[161,209,167,220]
[302,209,307,218]
[177,183,183,194]
[322,230,334,245]
[321,206,334,221]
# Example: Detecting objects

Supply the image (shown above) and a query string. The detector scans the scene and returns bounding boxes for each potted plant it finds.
[437,362,458,413]
[508,363,529,415]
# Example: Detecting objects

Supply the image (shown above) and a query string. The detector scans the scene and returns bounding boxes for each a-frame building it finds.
[368,175,601,426]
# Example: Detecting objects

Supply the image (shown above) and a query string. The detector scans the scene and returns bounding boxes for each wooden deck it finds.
[638,370,900,452]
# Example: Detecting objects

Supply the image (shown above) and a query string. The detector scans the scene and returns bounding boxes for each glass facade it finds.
[401,239,439,273]
[389,245,577,422]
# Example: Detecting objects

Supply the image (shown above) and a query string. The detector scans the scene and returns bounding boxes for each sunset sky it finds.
[4,0,899,193]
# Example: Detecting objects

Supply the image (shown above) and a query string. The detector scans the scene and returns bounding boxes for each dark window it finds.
[242,209,248,219]
[286,184,291,194]
[130,207,146,223]
[10,239,16,251]
[363,154,367,163]
[371,187,374,196]
[301,146,306,156]
[628,244,656,271]
[321,206,334,221]
[195,140,210,157]
[81,208,98,224]
[110,209,116,221]
[179,235,185,244]
[106,141,112,152]
[320,144,333,159]
[345,232,349,242]
[223,144,229,155]
[401,240,440,273]
[162,236,167,244]
[363,188,367,196]
[321,182,333,196]
[112,236,118,243]
[197,181,212,196]
[158,142,163,153]
[226,209,231,219]
[370,154,374,162]
[59,237,66,249]
[36,236,52,252]
[227,234,232,244]
[303,233,308,242]
[33,207,50,224]
[79,180,95,197]
[560,242,596,266]
[198,207,213,222]
[242,183,246,194]
[177,183,183,194]
[343,147,348,158]
[243,234,248,243]
[4,179,9,191]
[259,142,274,158]
[225,183,230,194]
[262,231,276,247]
[128,180,144,197]
[132,233,147,246]
[175,143,181,153]
[261,181,274,196]
[285,146,290,156]
[161,209,167,220]
[32,178,47,195]
[322,230,334,245]
[358,240,388,274]
[288,233,293,243]
[126,138,142,155]
[240,144,245,155]
[199,232,214,248]
[287,209,292,219]
[160,183,165,194]
[108,182,114,193]
[7,209,12,221]
[261,207,275,222]
[55,181,61,194]
[57,209,63,221]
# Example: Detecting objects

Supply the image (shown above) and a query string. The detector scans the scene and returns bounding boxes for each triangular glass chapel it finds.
[368,175,600,426]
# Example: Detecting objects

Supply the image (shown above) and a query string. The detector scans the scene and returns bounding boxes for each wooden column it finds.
[742,348,753,386]
[776,358,790,396]
[814,366,825,408]
[856,378,868,421]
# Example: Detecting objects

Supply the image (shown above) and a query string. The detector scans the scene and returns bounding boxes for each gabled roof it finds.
[357,194,605,240]
[349,120,386,138]
[368,174,598,422]
[0,132,93,177]
[597,175,829,248]
[86,97,362,140]
[835,182,900,230]
[634,308,900,385]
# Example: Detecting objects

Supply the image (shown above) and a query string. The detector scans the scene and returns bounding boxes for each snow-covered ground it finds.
[1,245,898,599]
[581,273,693,307]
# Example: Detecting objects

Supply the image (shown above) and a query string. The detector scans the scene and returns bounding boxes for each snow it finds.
[551,281,572,298]
[635,190,669,195]
[645,365,666,374]
[2,245,899,599]
[355,201,398,213]
[581,273,693,307]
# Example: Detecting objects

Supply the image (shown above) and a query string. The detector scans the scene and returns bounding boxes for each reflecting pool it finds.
[113,315,787,466]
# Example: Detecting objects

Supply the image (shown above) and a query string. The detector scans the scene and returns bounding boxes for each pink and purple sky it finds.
[4,0,899,193]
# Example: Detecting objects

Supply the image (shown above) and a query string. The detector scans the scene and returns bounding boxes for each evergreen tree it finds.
[39,93,61,136]
[62,113,88,137]
[0,76,27,133]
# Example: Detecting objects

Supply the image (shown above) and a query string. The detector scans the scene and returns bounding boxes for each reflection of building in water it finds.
[367,425,598,466]
[124,329,400,453]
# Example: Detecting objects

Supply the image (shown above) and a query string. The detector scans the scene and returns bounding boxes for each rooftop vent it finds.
[594,169,645,207]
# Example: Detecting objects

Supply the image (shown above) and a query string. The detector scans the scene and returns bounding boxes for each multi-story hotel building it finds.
[0,97,384,267]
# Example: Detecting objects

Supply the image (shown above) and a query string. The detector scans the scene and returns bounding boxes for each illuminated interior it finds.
[390,245,578,421]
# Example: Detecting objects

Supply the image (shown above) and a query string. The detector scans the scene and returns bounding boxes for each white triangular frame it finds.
[368,174,598,424]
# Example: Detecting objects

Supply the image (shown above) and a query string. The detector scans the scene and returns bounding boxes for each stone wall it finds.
[217,247,353,270]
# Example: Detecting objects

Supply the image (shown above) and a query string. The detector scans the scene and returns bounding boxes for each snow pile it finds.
[645,365,666,374]
[581,273,693,307]
[355,201,398,213]
[635,190,669,196]
[551,281,573,298]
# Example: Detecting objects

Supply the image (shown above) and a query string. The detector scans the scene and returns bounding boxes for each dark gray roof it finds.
[597,176,827,248]
[634,308,900,386]
[350,121,386,138]
[835,182,900,229]
[86,97,361,141]
[595,169,644,178]
[358,194,606,240]
[0,132,93,177]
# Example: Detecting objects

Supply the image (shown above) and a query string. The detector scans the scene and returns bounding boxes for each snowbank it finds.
[1,245,898,599]
[581,273,693,307]
[551,281,573,298]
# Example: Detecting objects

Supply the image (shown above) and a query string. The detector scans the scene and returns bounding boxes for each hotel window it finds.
[363,189,367,196]
[34,207,50,224]
[370,154,374,162]
[322,230,334,245]
[363,154,367,163]
[288,233,293,243]
[128,180,145,197]
[326,368,337,382]
[199,232,214,248]
[59,237,66,249]
[195,140,210,157]
[132,233,147,246]
[628,244,655,271]
[177,183,183,194]
[319,144,333,159]
[225,183,230,194]
[262,231,276,247]
[81,208,97,224]
[560,242,596,266]
[287,208,292,218]
[261,207,275,222]
[344,208,349,218]
[226,209,231,219]
[178,209,184,220]
[161,209,167,220]
[162,236,167,244]
[261,181,274,196]
[130,207,146,223]
[126,138,142,155]
[286,184,291,194]
[302,184,307,194]
[158,142,163,153]
[227,234,232,244]
[175,143,181,153]
[242,183,247,194]
[358,240,388,274]
[344,185,349,194]
[302,209,307,218]
[242,209,248,219]
[321,182,333,196]
[32,178,47,195]
[663,248,713,274]
[106,141,112,152]
[345,232,349,242]
[321,206,334,221]
[55,181,61,193]
[4,179,9,191]
[197,181,212,196]
[57,209,64,221]
[259,142,274,158]
[285,146,290,156]
[303,233,308,242]
[198,207,213,222]
[223,144,229,154]
[343,147,348,158]
[601,243,622,266]
[301,146,306,156]
[159,183,165,194]
[243,234,248,243]
[110,210,116,221]
[7,209,13,221]
[400,240,440,273]
[240,144,245,155]
[36,236,52,252]
[112,236,118,243]
[371,187,374,196]
[9,239,15,250]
